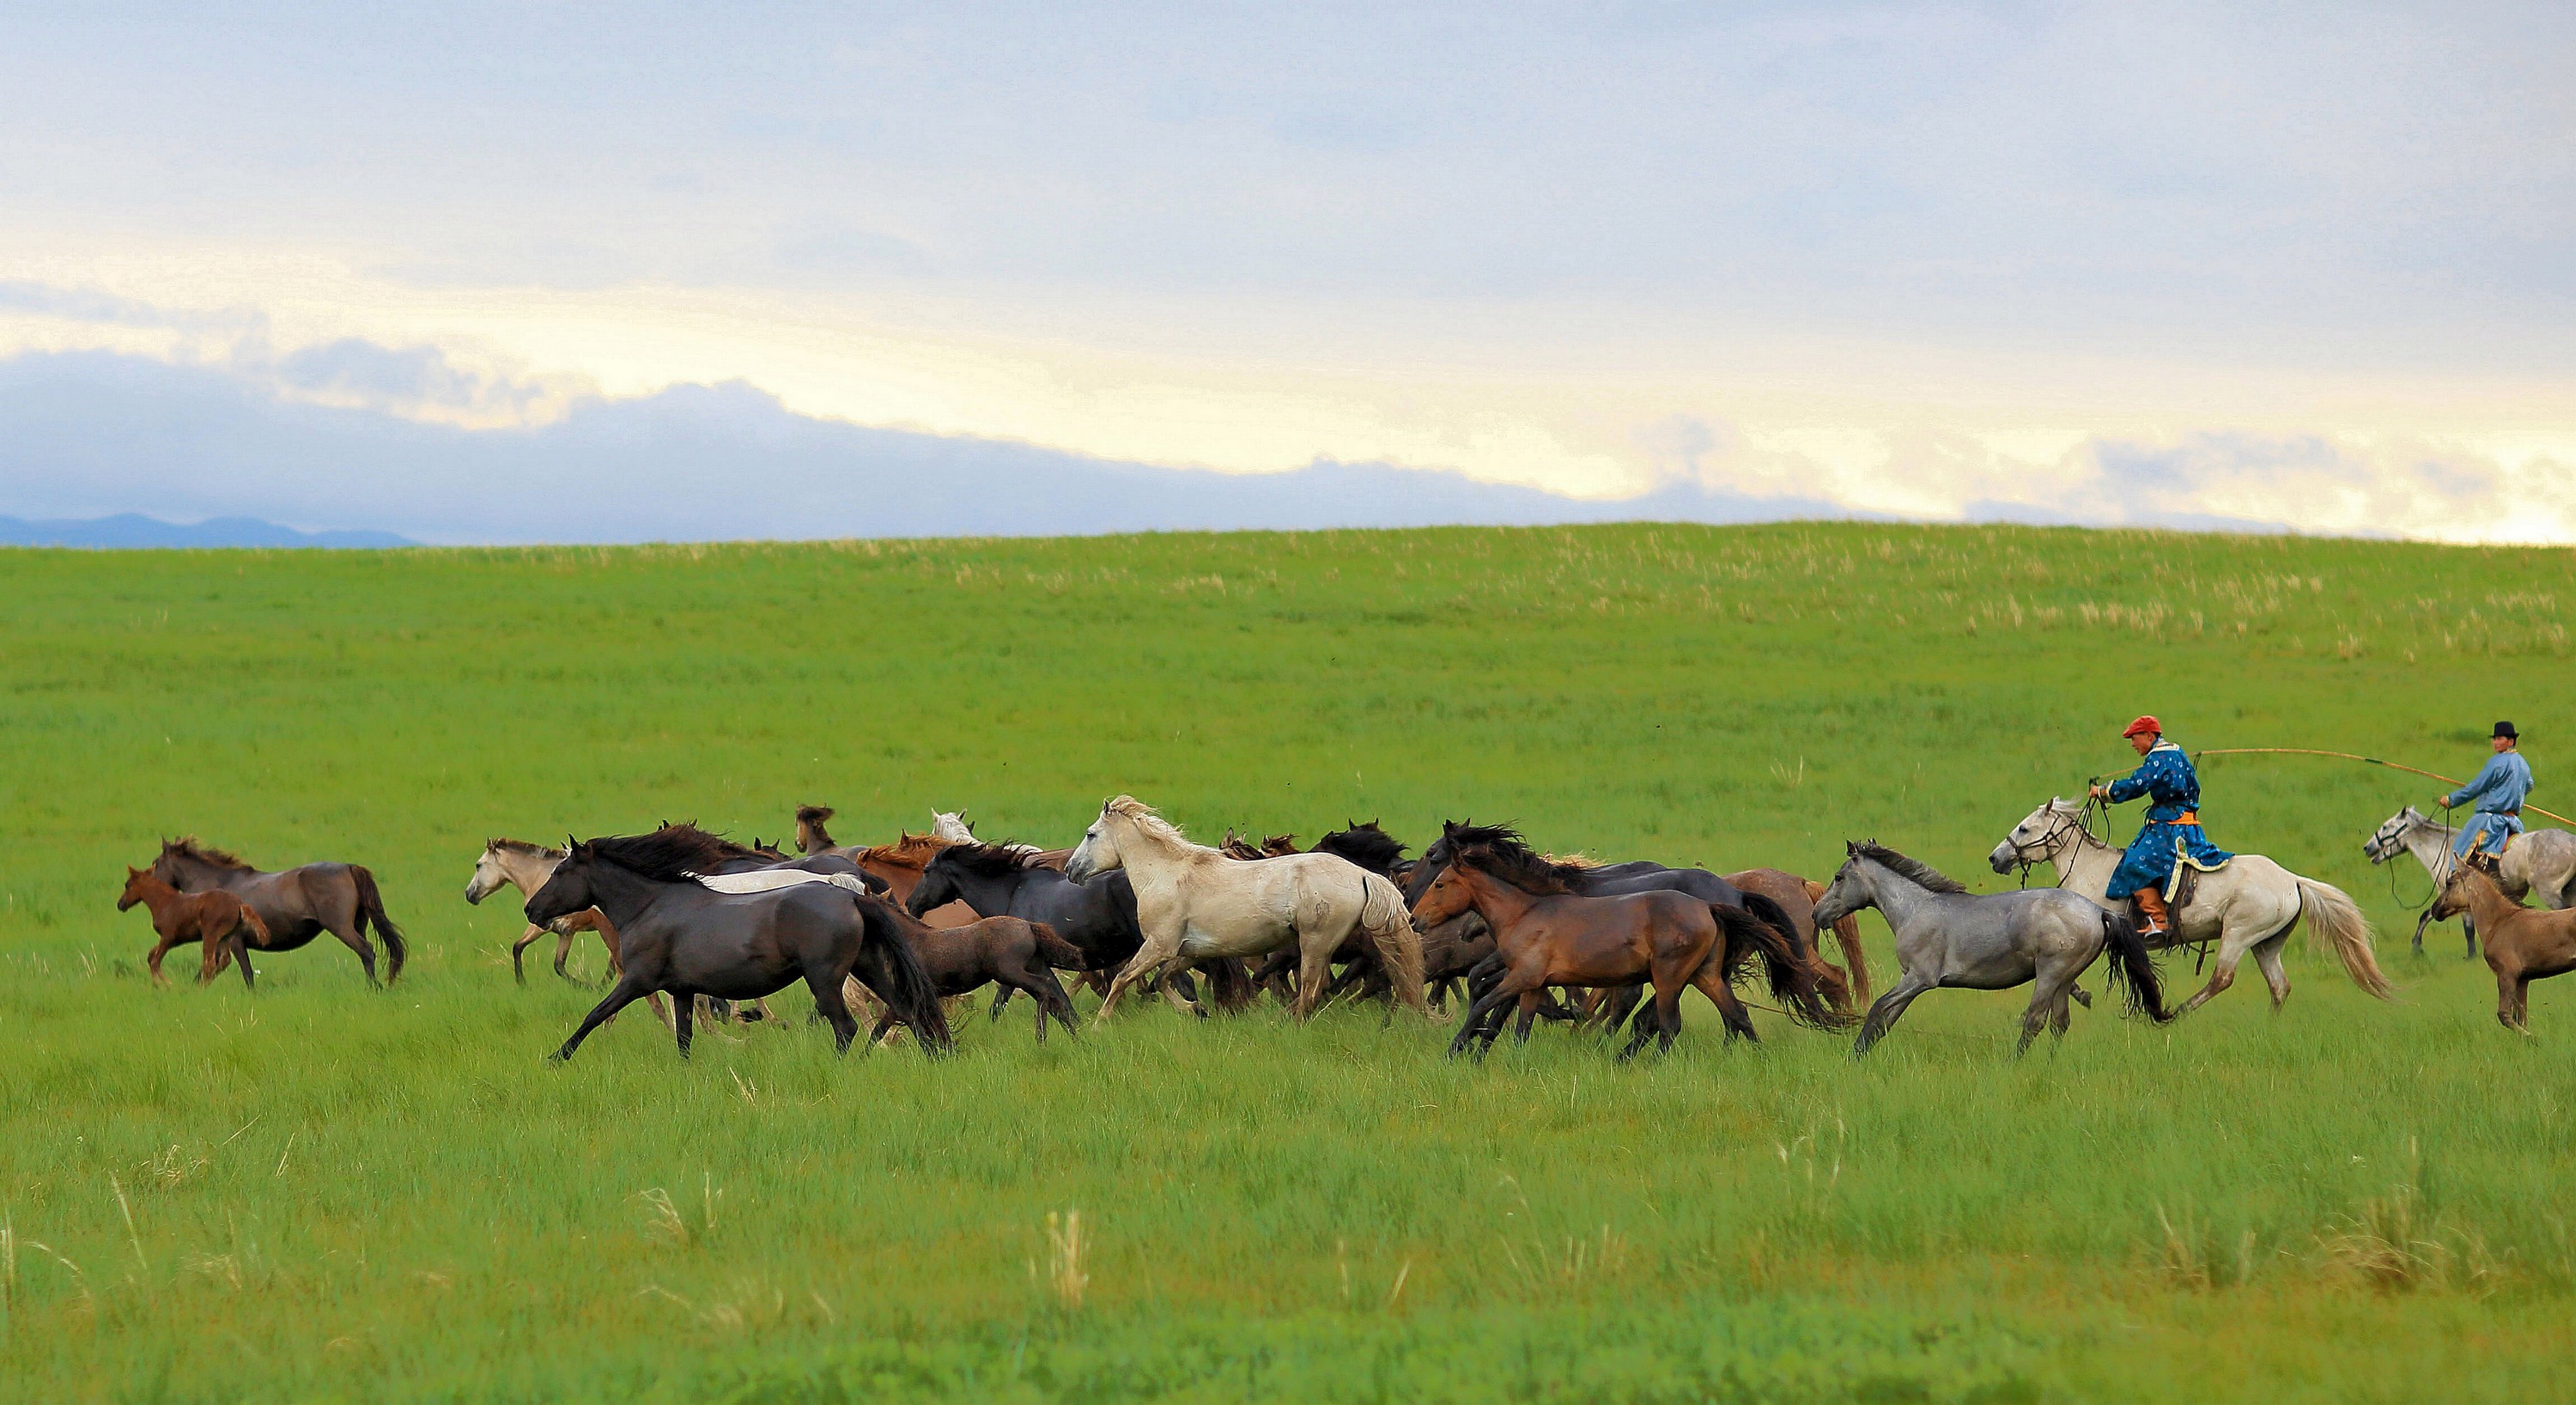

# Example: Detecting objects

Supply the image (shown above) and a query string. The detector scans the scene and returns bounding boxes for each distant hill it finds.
[0,513,413,549]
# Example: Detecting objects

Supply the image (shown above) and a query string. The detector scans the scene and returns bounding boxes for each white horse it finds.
[2364,806,2576,953]
[1990,799,2391,1014]
[1064,796,1428,1022]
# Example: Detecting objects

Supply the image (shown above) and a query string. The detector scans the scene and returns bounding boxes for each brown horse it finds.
[1411,841,1841,1058]
[860,903,1085,1045]
[149,837,406,984]
[1730,868,1870,1006]
[118,867,271,988]
[2433,854,2576,1031]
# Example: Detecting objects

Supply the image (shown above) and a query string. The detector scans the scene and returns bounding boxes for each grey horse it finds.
[2364,806,2576,956]
[1811,842,2172,1057]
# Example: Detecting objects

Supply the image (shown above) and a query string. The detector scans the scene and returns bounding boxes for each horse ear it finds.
[1845,840,1860,855]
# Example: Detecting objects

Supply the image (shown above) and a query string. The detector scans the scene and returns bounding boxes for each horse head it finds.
[117,866,149,910]
[524,837,597,928]
[1407,857,1475,930]
[466,843,512,904]
[1064,802,1124,883]
[2361,806,2430,865]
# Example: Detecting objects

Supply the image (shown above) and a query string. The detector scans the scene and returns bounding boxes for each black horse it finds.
[526,824,948,1061]
[1406,822,1812,1043]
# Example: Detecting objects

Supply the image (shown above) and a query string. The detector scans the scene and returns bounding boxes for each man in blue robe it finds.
[2441,721,2533,860]
[2089,715,2232,939]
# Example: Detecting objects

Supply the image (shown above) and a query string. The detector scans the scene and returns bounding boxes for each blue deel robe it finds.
[2445,749,2534,858]
[2104,740,2233,901]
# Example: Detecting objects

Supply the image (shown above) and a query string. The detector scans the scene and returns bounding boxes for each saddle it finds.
[2160,839,2228,909]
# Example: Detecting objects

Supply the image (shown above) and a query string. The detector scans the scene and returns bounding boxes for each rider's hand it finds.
[2088,784,2106,800]
[2436,794,2451,809]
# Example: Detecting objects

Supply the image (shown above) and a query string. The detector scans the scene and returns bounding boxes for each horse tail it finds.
[350,865,407,984]
[1030,921,1085,972]
[1358,873,1430,1015]
[2293,877,2392,1000]
[1806,878,1873,1004]
[854,897,952,1055]
[1716,899,1849,1030]
[2097,907,2173,1024]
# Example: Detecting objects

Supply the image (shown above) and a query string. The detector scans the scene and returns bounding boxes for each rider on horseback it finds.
[2089,715,2233,939]
[2440,721,2532,861]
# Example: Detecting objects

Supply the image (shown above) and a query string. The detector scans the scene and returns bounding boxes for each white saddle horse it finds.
[2364,806,2576,955]
[1990,799,2391,1015]
[1065,796,1427,1022]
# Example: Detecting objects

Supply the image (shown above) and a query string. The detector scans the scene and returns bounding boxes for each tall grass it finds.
[1,523,2570,1401]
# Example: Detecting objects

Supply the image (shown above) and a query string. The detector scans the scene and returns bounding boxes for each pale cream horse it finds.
[1064,796,1428,1022]
[1990,799,2391,1014]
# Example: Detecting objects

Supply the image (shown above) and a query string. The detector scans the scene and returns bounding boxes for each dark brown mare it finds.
[863,906,1084,1045]
[149,837,407,985]
[2433,853,2576,1032]
[118,867,271,988]
[1410,839,1844,1058]
[525,824,949,1061]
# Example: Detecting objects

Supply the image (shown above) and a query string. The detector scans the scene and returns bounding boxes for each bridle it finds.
[2002,803,2099,889]
[2364,810,2453,916]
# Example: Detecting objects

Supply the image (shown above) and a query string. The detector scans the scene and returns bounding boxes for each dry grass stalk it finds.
[1037,1210,1088,1310]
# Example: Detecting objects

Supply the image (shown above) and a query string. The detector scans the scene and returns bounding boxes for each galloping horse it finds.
[1405,823,1856,1014]
[149,837,407,985]
[118,867,270,988]
[1990,799,2390,1014]
[2429,854,2576,1031]
[1411,839,1842,1059]
[467,838,616,983]
[1814,842,2172,1057]
[2365,806,2576,955]
[524,824,948,1061]
[1065,797,1428,1021]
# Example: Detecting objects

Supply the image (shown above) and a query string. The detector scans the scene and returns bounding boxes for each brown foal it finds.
[2433,855,2576,1031]
[118,867,271,988]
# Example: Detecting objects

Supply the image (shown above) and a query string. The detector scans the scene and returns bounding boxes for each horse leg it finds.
[221,922,257,990]
[1449,983,1522,1058]
[510,924,544,984]
[325,918,380,986]
[1647,964,1689,1056]
[1294,937,1339,1020]
[669,992,697,1058]
[554,927,581,983]
[550,976,649,1062]
[1850,976,1934,1058]
[2251,932,2293,1011]
[1686,963,1759,1043]
[2464,912,2479,961]
[799,968,861,1054]
[1097,935,1184,1025]
[1511,989,1544,1044]
[146,932,181,988]
[2172,933,2253,1018]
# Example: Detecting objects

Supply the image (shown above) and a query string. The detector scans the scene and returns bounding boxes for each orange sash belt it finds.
[2154,811,2200,825]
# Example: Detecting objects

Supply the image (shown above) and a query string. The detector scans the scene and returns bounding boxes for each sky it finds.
[3,3,2572,544]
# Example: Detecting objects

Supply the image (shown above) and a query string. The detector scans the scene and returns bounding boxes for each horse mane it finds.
[1219,830,1267,861]
[163,836,252,870]
[1449,831,1577,895]
[859,831,950,867]
[1102,796,1197,851]
[937,841,1044,879]
[1313,822,1406,875]
[486,836,567,859]
[582,824,764,883]
[1442,823,1594,885]
[1854,842,1968,894]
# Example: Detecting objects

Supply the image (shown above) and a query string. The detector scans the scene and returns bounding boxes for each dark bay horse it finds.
[525,824,949,1061]
[865,907,1084,1045]
[149,837,407,985]
[1410,840,1840,1059]
[118,867,270,988]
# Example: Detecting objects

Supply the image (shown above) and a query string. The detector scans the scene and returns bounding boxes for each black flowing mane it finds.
[1312,821,1406,876]
[163,836,253,871]
[1449,826,1577,895]
[580,824,772,883]
[934,841,1045,879]
[1854,842,1968,894]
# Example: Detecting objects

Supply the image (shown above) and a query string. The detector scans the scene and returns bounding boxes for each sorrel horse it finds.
[525,824,949,1061]
[1065,797,1428,1021]
[2430,854,2576,1031]
[1814,842,2170,1057]
[1409,840,1842,1059]
[118,867,270,988]
[149,837,407,985]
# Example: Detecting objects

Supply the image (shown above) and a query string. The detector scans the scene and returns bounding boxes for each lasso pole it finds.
[2192,747,2572,827]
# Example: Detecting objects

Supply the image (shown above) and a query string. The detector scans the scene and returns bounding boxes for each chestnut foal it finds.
[118,867,270,988]
[2433,854,2576,1032]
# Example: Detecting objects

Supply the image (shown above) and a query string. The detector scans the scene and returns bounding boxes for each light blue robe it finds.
[2446,749,2534,858]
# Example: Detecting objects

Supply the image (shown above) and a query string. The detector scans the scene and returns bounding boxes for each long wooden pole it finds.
[2192,746,2572,826]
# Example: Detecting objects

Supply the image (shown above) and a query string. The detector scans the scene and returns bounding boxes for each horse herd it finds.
[114,793,2576,1061]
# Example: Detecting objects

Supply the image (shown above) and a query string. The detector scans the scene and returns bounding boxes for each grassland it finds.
[1,522,2572,1402]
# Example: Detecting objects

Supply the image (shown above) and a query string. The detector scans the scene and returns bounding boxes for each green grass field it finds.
[3,522,2572,1402]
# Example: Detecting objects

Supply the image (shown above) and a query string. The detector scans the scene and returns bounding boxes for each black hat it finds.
[2494,721,2518,740]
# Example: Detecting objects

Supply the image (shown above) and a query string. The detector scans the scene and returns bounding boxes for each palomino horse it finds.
[525,824,948,1061]
[1990,799,2391,1014]
[2429,854,2576,1032]
[467,839,616,983]
[118,867,270,988]
[1065,797,1428,1022]
[1813,842,2172,1057]
[149,837,407,985]
[1412,839,1843,1058]
[2364,806,2576,956]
